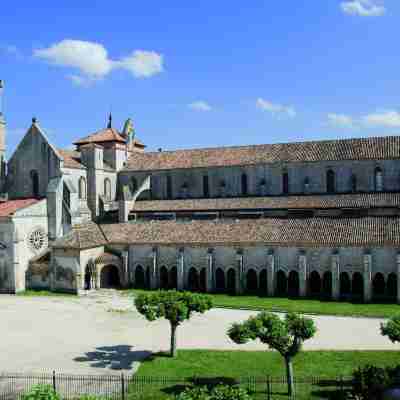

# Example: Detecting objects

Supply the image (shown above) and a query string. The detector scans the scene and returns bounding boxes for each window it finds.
[203,175,209,198]
[79,177,87,200]
[326,169,335,194]
[351,174,357,193]
[30,170,39,198]
[282,171,289,195]
[130,177,137,194]
[259,178,267,196]
[303,177,310,193]
[27,227,47,253]
[166,175,172,199]
[219,179,226,197]
[375,167,383,192]
[241,173,248,196]
[104,178,111,200]
[181,182,189,198]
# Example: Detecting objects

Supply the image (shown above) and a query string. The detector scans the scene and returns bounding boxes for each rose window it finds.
[28,228,47,252]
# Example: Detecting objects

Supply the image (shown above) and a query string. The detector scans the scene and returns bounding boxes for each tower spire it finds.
[107,113,112,129]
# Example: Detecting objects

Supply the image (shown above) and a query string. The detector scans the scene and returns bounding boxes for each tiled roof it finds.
[123,136,400,172]
[74,128,126,145]
[0,199,40,217]
[58,149,85,169]
[52,222,107,249]
[132,193,400,212]
[99,217,400,248]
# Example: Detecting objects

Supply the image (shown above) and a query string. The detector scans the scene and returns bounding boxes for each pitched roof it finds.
[58,149,85,169]
[0,198,40,217]
[74,128,126,145]
[123,136,400,172]
[131,193,400,212]
[99,217,400,248]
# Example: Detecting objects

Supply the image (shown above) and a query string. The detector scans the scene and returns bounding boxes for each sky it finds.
[0,0,399,156]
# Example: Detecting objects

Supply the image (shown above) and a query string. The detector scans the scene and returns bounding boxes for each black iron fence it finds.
[0,372,354,400]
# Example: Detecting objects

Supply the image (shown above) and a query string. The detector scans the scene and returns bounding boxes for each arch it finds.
[104,178,111,200]
[387,273,397,300]
[303,177,310,193]
[215,268,225,292]
[188,267,199,292]
[282,172,289,195]
[246,269,258,293]
[100,265,120,288]
[79,177,87,200]
[169,267,177,290]
[308,271,321,297]
[340,272,351,298]
[241,173,248,196]
[375,167,383,192]
[84,260,96,290]
[288,271,300,297]
[372,273,385,299]
[259,269,268,295]
[134,265,146,289]
[352,272,364,300]
[203,175,209,198]
[276,270,287,296]
[160,266,169,289]
[326,169,335,194]
[130,177,137,195]
[351,174,357,193]
[227,268,236,294]
[167,175,172,199]
[322,271,332,299]
[199,268,207,292]
[30,170,39,198]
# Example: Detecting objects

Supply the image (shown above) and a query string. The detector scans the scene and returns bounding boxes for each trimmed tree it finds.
[227,312,317,396]
[135,290,213,357]
[381,314,400,343]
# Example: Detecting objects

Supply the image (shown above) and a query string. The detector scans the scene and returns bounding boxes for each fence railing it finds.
[0,372,354,400]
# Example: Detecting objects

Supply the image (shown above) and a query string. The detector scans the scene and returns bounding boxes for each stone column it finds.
[177,248,184,291]
[206,249,214,293]
[363,251,372,303]
[122,251,129,288]
[299,252,307,297]
[236,251,244,294]
[331,252,340,300]
[397,253,400,305]
[150,247,158,289]
[267,251,275,297]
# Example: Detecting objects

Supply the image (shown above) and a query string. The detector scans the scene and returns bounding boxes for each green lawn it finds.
[125,289,400,318]
[129,350,400,400]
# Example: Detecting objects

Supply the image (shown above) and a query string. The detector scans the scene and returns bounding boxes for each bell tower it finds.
[0,80,6,194]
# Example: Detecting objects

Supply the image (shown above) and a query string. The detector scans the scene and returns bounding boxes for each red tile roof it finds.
[74,128,126,145]
[58,149,85,169]
[0,199,40,217]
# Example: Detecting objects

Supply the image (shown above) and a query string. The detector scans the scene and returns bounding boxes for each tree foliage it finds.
[381,314,400,343]
[135,290,213,357]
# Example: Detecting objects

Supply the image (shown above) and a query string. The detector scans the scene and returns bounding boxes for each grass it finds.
[129,350,400,399]
[16,290,75,297]
[125,289,400,318]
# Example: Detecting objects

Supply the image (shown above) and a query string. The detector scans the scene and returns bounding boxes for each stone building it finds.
[0,84,400,302]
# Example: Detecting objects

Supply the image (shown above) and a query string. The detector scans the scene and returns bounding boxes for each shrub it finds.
[352,365,392,400]
[21,385,60,400]
[175,384,252,400]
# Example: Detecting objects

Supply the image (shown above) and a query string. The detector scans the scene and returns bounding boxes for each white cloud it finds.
[362,110,400,127]
[341,0,386,17]
[33,39,164,84]
[188,101,212,112]
[327,113,355,128]
[256,98,296,118]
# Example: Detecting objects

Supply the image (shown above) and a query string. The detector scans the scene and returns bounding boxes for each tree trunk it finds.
[170,323,178,358]
[285,356,294,397]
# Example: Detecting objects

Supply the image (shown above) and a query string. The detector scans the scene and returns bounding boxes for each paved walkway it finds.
[0,290,398,374]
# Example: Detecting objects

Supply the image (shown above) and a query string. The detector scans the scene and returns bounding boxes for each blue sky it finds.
[0,0,399,156]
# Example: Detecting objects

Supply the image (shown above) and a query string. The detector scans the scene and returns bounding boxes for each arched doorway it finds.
[276,270,287,296]
[246,269,258,293]
[322,271,332,299]
[340,272,351,299]
[100,265,120,288]
[227,268,236,294]
[259,269,267,296]
[134,265,145,288]
[160,266,168,289]
[188,267,199,291]
[169,267,177,289]
[387,273,397,300]
[372,273,385,300]
[308,271,321,298]
[326,169,335,194]
[288,271,300,297]
[84,261,96,290]
[352,272,364,301]
[215,268,225,292]
[200,268,207,292]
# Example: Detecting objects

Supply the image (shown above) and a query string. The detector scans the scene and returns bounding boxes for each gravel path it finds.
[0,290,398,374]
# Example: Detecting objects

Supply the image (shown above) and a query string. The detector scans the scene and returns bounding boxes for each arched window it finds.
[30,170,39,198]
[130,177,137,194]
[375,167,383,192]
[79,177,87,200]
[326,169,335,194]
[259,178,267,196]
[241,173,248,196]
[351,174,357,193]
[104,178,111,200]
[166,175,172,199]
[203,175,209,198]
[219,180,227,197]
[303,177,310,193]
[282,171,289,195]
